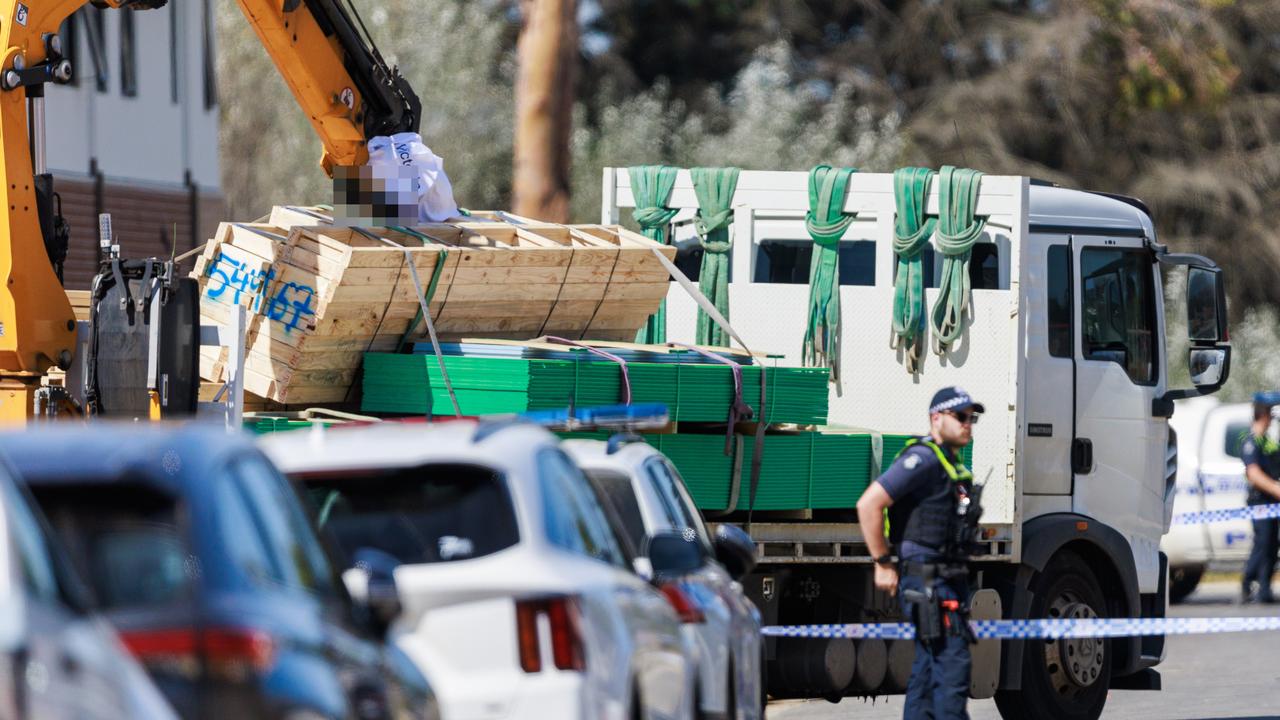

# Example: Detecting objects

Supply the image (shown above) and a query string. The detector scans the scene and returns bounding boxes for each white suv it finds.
[565,435,764,720]
[262,420,694,720]
[1163,397,1255,601]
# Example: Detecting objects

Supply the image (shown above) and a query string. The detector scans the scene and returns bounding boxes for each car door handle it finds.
[1072,438,1094,474]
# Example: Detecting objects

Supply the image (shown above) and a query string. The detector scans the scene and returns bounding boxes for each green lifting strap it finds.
[802,165,857,382]
[691,167,740,347]
[891,168,937,374]
[629,165,680,344]
[393,226,450,352]
[931,166,987,355]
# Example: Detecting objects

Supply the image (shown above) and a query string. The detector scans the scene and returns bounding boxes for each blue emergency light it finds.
[520,403,670,431]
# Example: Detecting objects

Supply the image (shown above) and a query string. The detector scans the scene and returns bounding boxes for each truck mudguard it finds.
[1000,513,1144,688]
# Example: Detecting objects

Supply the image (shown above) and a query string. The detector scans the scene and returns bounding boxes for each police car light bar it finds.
[521,403,670,432]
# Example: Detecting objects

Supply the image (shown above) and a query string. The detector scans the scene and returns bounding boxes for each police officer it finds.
[857,386,983,720]
[1241,391,1280,604]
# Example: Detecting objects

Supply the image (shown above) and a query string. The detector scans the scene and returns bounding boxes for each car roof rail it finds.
[607,432,646,455]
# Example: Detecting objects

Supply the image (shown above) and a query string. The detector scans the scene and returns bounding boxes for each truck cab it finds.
[602,168,1231,720]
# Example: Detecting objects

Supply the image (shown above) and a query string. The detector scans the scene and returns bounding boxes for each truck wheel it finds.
[994,552,1112,720]
[1168,565,1204,604]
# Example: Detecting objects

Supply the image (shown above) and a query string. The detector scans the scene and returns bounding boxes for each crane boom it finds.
[0,0,422,422]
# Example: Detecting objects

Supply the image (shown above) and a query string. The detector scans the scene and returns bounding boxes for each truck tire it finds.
[994,552,1112,720]
[1168,565,1204,604]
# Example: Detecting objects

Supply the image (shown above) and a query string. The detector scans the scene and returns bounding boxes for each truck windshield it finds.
[297,464,519,566]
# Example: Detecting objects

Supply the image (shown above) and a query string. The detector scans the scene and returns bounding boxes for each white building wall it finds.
[45,4,220,190]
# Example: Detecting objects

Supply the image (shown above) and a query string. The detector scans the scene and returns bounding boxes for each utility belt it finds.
[900,561,977,645]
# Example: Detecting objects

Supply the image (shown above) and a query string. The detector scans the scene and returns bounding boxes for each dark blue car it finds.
[0,425,438,720]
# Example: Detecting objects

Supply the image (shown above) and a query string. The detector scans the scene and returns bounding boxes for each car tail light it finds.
[660,583,705,624]
[119,627,276,681]
[515,596,585,673]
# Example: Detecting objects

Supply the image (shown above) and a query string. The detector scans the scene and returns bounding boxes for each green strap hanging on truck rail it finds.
[891,167,937,374]
[629,165,680,344]
[802,165,857,383]
[691,167,740,347]
[393,226,450,353]
[931,166,986,355]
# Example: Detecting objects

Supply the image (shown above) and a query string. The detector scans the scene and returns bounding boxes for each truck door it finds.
[1022,233,1074,495]
[1071,236,1168,592]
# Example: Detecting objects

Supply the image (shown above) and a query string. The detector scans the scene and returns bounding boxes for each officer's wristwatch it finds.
[873,553,895,567]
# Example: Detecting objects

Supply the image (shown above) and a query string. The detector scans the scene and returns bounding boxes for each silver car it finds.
[565,436,765,720]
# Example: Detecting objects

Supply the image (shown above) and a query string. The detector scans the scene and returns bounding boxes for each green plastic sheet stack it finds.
[563,430,975,512]
[361,353,829,424]
[560,430,876,511]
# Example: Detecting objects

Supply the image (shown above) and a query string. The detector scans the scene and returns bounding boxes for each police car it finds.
[1163,397,1262,602]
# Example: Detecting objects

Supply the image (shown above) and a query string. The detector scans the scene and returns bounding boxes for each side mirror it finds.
[345,547,402,637]
[645,532,706,579]
[712,524,757,581]
[1189,346,1229,387]
[1186,266,1228,344]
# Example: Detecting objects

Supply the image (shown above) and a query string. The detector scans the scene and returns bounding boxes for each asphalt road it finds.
[768,581,1280,720]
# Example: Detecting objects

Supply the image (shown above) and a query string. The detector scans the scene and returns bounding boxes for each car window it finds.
[646,459,713,552]
[1223,421,1253,460]
[33,482,190,610]
[537,449,628,568]
[214,469,283,586]
[1,475,60,603]
[299,463,519,566]
[234,457,335,598]
[582,469,647,552]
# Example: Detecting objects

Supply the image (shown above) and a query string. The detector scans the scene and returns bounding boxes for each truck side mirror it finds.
[1188,346,1230,388]
[1186,266,1228,344]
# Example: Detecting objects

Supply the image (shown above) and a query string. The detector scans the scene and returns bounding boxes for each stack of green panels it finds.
[362,353,829,424]
[242,417,334,434]
[558,430,875,511]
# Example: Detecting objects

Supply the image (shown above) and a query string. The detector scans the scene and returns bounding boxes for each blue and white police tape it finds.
[762,615,1280,641]
[1172,502,1280,525]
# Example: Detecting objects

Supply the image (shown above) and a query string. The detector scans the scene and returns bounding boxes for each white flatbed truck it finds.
[603,168,1232,719]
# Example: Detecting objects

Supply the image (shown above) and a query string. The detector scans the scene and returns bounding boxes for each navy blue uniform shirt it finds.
[878,442,958,562]
[1242,433,1280,505]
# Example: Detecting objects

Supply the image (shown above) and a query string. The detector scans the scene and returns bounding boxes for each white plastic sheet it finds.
[366,132,460,222]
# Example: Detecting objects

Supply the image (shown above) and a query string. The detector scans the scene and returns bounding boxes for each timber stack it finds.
[192,207,676,405]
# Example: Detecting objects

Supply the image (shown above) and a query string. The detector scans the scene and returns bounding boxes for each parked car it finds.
[0,447,178,720]
[263,420,695,720]
[565,435,765,720]
[0,425,437,720]
[1164,397,1257,602]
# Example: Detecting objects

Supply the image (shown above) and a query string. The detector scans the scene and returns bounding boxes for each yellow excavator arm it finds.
[0,0,420,421]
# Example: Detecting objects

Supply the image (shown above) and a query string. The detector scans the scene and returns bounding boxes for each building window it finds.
[120,11,137,97]
[169,2,179,104]
[1047,245,1072,358]
[202,0,218,110]
[753,239,876,286]
[88,8,108,93]
[1080,247,1157,385]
